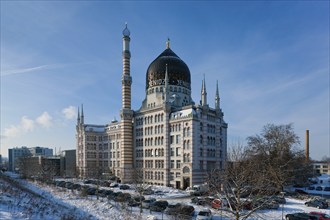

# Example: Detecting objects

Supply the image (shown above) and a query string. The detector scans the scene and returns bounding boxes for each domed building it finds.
[76,25,228,188]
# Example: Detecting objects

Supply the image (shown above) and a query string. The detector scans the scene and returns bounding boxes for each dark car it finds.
[316,186,323,191]
[164,203,181,215]
[308,186,315,190]
[72,183,81,190]
[142,198,156,209]
[87,187,97,195]
[119,184,130,190]
[285,212,318,220]
[324,187,330,192]
[295,189,308,194]
[65,182,74,189]
[305,200,328,209]
[149,200,169,212]
[56,180,66,187]
[127,198,141,207]
[110,182,119,188]
[191,196,207,205]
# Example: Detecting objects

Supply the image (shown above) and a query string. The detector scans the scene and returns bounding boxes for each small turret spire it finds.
[81,104,84,124]
[215,80,220,110]
[201,74,207,106]
[77,106,80,124]
[164,64,169,103]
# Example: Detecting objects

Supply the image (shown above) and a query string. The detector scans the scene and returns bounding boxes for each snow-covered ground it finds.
[1,172,330,220]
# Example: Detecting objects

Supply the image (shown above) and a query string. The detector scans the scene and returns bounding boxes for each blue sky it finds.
[1,1,329,160]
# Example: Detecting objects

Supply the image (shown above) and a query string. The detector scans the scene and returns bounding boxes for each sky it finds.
[0,1,329,160]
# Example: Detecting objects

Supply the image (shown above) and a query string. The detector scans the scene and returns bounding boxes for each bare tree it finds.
[246,123,313,190]
[208,124,313,220]
[130,167,149,214]
[208,143,275,220]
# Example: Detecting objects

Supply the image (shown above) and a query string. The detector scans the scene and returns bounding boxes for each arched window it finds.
[183,166,190,174]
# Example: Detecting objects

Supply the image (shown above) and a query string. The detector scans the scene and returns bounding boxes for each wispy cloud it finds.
[36,112,53,128]
[2,106,76,139]
[4,116,35,138]
[62,106,76,120]
[1,65,50,76]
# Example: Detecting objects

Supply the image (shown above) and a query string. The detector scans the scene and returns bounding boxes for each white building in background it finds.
[8,146,53,172]
[76,25,228,189]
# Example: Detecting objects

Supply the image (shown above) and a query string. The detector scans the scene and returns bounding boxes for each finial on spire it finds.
[123,22,130,37]
[166,38,170,49]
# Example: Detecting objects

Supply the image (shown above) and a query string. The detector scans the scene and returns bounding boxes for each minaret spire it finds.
[201,74,207,106]
[215,80,220,110]
[120,23,133,183]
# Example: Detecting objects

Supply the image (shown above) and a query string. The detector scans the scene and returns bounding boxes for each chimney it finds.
[305,130,309,161]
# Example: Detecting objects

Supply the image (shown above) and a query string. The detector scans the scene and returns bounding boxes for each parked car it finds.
[119,184,130,190]
[56,180,66,187]
[308,186,315,190]
[164,203,181,215]
[316,186,323,191]
[196,208,213,220]
[305,200,328,209]
[66,182,75,189]
[72,183,81,190]
[324,187,330,192]
[310,212,330,220]
[295,189,308,194]
[142,198,156,209]
[127,198,140,207]
[211,198,223,209]
[177,205,195,217]
[110,182,119,188]
[149,200,168,212]
[191,196,206,205]
[87,187,97,195]
[285,212,318,220]
[270,196,286,204]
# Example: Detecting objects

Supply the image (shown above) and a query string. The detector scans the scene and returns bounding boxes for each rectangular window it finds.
[200,161,203,170]
[176,147,181,156]
[170,172,174,180]
[176,135,181,144]
[171,160,174,168]
[176,160,181,169]
[170,135,174,144]
[171,148,174,156]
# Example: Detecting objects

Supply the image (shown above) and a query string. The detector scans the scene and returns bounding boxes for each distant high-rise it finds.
[76,25,228,188]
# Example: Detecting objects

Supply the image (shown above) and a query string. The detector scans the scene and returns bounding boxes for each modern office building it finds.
[76,25,228,188]
[8,146,53,172]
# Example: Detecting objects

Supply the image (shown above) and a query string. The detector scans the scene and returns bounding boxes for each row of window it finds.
[144,137,164,147]
[145,171,164,181]
[86,134,120,142]
[136,113,165,126]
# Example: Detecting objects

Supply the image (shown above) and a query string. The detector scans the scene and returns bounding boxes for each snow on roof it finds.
[170,108,197,120]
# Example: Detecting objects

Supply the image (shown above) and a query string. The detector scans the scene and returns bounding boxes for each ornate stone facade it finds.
[76,25,228,188]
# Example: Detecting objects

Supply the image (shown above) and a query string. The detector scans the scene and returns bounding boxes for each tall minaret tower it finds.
[120,23,134,183]
[201,74,207,106]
